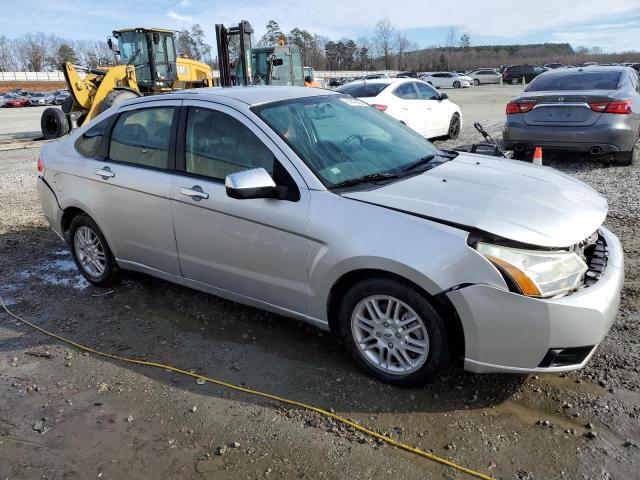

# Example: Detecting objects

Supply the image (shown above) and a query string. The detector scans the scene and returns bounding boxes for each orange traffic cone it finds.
[533,147,543,165]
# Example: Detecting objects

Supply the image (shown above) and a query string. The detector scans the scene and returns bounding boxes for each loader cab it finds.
[111,28,178,91]
[236,45,305,87]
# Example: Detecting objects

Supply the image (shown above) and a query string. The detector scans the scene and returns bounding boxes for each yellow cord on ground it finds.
[0,295,493,480]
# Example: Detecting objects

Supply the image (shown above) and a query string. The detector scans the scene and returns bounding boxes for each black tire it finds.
[41,107,70,139]
[99,89,141,114]
[453,80,461,89]
[338,278,450,386]
[511,149,529,160]
[473,79,480,86]
[510,77,519,85]
[61,95,74,114]
[67,214,120,287]
[447,113,461,140]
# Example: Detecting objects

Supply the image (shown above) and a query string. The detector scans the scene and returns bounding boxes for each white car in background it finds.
[421,72,473,89]
[336,78,462,139]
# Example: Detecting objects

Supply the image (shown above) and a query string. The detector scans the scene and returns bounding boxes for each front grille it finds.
[583,233,608,287]
[538,346,594,368]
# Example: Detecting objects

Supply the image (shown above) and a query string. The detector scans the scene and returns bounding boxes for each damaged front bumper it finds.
[447,227,624,373]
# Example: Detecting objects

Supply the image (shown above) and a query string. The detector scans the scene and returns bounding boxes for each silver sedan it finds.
[37,87,623,385]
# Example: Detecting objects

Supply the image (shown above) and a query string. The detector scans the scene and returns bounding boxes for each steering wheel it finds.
[341,134,364,149]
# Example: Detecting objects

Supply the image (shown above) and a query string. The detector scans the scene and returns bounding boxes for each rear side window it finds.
[527,71,622,91]
[109,107,175,168]
[74,116,112,158]
[335,83,388,98]
[394,83,419,99]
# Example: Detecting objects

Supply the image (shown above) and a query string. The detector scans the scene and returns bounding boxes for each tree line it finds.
[1,19,638,73]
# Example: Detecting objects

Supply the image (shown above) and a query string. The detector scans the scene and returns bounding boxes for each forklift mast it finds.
[215,21,254,87]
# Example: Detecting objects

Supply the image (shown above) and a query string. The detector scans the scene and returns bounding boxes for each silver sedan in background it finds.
[466,68,502,86]
[37,87,623,385]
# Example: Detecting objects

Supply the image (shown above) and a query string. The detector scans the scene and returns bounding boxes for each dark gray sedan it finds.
[503,66,640,165]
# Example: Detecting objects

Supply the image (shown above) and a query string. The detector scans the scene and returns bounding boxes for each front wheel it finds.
[67,214,120,287]
[510,77,519,85]
[453,81,461,88]
[338,278,449,386]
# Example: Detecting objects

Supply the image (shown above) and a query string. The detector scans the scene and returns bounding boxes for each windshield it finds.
[253,95,444,188]
[527,71,622,91]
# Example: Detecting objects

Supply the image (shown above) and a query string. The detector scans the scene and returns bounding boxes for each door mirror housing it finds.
[225,168,283,200]
[439,93,448,100]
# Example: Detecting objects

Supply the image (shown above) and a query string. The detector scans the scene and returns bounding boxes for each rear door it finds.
[169,101,310,314]
[389,82,426,135]
[72,100,182,275]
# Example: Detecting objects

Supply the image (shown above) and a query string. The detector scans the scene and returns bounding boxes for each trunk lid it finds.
[519,90,616,127]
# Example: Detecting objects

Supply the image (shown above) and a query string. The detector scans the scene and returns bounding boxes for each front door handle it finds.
[94,167,115,178]
[180,186,209,200]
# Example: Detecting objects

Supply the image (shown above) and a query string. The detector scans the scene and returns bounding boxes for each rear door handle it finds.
[180,186,209,200]
[94,167,115,178]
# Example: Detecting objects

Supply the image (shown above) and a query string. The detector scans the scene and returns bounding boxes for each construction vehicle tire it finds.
[61,95,74,114]
[99,89,141,114]
[41,107,70,139]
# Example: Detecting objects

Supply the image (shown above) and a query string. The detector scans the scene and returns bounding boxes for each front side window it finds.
[75,116,112,158]
[394,83,419,100]
[415,82,439,100]
[109,107,175,168]
[185,107,274,180]
[254,95,443,187]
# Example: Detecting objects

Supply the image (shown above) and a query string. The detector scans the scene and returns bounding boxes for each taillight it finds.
[371,104,387,112]
[588,99,632,114]
[506,102,535,114]
[37,156,45,176]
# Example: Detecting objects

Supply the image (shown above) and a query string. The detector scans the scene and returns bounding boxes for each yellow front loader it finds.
[41,28,214,139]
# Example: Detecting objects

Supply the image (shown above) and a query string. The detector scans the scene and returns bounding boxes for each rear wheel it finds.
[447,113,461,139]
[614,145,637,166]
[67,214,120,287]
[510,77,519,85]
[41,107,70,139]
[453,80,461,88]
[338,278,449,386]
[99,89,141,114]
[473,79,480,86]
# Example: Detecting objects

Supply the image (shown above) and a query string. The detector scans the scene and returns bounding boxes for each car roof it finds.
[538,65,632,76]
[130,86,339,107]
[344,78,415,87]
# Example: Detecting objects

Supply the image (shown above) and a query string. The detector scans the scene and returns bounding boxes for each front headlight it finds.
[477,242,588,298]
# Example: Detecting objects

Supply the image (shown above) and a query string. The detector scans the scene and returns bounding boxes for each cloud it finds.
[167,10,194,23]
[178,0,191,7]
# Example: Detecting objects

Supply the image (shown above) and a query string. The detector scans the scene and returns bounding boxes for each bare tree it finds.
[395,32,411,70]
[444,27,458,70]
[373,18,395,70]
[0,36,16,71]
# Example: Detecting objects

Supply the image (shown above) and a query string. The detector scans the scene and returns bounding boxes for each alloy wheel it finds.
[351,295,430,375]
[74,226,107,277]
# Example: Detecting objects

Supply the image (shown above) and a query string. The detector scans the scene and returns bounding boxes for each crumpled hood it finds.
[342,154,608,247]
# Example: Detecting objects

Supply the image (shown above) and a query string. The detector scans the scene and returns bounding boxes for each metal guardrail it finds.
[0,71,65,81]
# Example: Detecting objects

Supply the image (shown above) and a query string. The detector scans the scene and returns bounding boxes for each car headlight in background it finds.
[477,242,588,298]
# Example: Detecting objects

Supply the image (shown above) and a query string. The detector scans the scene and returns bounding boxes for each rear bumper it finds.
[36,177,64,240]
[503,115,638,153]
[447,227,624,373]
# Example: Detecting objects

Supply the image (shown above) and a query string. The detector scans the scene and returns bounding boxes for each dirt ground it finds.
[1,85,639,479]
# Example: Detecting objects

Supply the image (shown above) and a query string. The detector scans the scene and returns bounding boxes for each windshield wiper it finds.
[401,152,457,173]
[331,172,401,189]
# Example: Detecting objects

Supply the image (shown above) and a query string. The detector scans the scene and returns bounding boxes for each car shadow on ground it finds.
[0,228,526,418]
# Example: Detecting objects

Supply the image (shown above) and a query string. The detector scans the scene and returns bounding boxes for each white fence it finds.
[315,70,400,80]
[0,71,65,82]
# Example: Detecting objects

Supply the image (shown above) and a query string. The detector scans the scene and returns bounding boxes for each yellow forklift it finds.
[41,27,213,139]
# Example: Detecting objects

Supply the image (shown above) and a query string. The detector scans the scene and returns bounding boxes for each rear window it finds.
[527,71,622,91]
[335,83,388,98]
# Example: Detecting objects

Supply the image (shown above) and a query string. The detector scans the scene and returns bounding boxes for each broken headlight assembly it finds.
[476,242,588,298]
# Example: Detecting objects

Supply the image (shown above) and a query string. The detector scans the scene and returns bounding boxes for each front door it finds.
[391,82,426,135]
[170,101,310,314]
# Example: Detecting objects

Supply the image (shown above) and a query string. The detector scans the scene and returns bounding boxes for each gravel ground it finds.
[1,87,639,479]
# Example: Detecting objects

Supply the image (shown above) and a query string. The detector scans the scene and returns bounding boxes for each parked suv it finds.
[502,65,539,85]
[503,66,640,165]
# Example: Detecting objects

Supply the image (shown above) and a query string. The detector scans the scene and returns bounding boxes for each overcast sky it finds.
[2,0,639,53]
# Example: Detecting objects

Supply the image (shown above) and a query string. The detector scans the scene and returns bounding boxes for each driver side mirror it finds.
[225,168,284,200]
[439,93,448,100]
[107,37,120,54]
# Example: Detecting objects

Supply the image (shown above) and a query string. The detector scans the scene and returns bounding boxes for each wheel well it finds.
[61,207,86,237]
[327,269,465,359]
